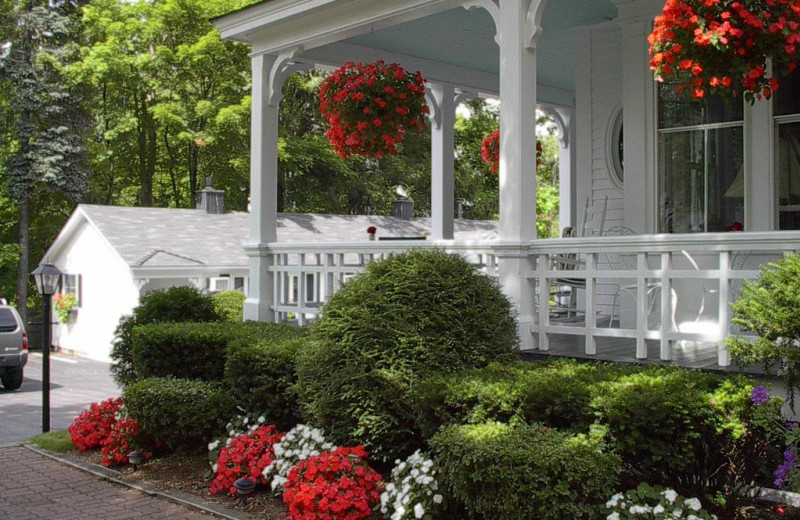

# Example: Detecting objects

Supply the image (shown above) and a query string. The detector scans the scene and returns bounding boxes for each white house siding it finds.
[576,22,625,315]
[52,221,139,361]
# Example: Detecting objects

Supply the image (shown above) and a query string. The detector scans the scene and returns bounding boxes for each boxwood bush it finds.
[429,421,621,520]
[414,359,626,439]
[212,290,246,322]
[111,286,219,386]
[224,324,310,429]
[124,377,235,452]
[295,249,518,462]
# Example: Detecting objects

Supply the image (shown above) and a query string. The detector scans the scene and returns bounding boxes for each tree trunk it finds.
[137,91,155,206]
[16,198,29,324]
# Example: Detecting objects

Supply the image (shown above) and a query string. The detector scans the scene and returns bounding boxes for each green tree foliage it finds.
[454,99,561,237]
[0,0,92,317]
[74,0,252,209]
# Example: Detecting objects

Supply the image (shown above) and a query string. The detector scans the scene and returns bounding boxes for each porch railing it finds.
[263,231,800,367]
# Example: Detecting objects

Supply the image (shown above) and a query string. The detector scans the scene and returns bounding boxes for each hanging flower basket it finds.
[648,0,800,102]
[480,129,542,173]
[318,60,429,159]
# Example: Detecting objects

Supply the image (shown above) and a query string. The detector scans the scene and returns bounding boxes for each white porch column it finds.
[555,107,577,232]
[244,53,280,322]
[494,0,544,351]
[428,83,456,240]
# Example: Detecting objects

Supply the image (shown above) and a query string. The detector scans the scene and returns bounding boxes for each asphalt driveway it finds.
[0,352,120,444]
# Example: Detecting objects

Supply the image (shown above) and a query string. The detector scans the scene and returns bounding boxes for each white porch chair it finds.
[603,226,678,330]
[579,195,608,237]
[550,226,584,319]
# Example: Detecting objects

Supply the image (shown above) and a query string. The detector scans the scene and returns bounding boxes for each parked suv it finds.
[0,304,27,390]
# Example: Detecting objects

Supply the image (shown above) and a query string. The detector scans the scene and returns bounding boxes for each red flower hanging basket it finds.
[481,129,542,173]
[318,60,429,159]
[648,0,800,102]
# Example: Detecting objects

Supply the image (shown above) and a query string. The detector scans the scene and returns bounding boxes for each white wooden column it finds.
[494,0,544,351]
[428,83,456,240]
[548,107,576,231]
[243,53,280,322]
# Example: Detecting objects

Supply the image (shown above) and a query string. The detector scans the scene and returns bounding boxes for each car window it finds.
[0,309,19,332]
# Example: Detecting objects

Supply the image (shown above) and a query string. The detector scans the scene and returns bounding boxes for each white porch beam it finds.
[300,42,576,108]
[428,83,456,240]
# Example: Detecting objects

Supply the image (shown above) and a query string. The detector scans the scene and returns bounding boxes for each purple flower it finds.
[751,385,770,406]
[774,449,797,488]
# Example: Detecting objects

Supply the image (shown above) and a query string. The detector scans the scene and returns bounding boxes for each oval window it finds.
[608,108,624,186]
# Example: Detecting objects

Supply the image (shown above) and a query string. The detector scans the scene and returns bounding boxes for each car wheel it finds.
[1,367,23,390]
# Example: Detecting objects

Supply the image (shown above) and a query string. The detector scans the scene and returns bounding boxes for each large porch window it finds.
[657,86,744,233]
[775,68,800,229]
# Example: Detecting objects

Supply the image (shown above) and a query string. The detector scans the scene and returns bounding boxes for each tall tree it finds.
[75,0,251,209]
[0,0,92,319]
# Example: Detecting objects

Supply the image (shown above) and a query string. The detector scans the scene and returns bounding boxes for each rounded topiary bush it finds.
[295,249,518,463]
[212,290,246,322]
[110,286,219,387]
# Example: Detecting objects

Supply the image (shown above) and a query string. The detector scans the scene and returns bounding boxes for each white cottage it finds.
[44,191,497,360]
[211,0,800,369]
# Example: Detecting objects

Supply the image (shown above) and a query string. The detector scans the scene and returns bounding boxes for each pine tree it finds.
[0,1,91,319]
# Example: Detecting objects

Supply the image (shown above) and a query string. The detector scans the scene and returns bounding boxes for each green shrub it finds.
[131,322,234,381]
[295,249,518,462]
[728,253,800,409]
[111,286,219,387]
[224,324,310,429]
[429,422,620,520]
[588,368,766,497]
[414,359,625,439]
[124,377,235,452]
[212,290,246,322]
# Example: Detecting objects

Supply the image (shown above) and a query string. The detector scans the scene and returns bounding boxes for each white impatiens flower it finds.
[662,489,679,504]
[262,424,335,494]
[684,498,702,511]
[607,493,624,508]
[208,440,220,452]
[380,450,445,520]
[607,513,621,520]
[653,504,665,515]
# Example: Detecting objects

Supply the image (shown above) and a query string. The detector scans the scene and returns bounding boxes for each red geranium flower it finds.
[319,61,429,159]
[648,0,800,103]
[481,129,543,173]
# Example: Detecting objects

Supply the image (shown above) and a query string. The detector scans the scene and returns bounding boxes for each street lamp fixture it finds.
[31,262,62,433]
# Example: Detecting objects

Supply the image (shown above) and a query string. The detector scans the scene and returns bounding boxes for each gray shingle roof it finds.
[78,205,498,268]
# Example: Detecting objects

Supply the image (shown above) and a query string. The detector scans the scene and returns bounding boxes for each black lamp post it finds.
[31,262,62,433]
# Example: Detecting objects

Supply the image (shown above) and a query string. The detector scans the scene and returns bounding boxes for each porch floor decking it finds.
[523,331,765,376]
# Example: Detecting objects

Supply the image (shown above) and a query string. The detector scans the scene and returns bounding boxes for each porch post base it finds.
[243,243,275,323]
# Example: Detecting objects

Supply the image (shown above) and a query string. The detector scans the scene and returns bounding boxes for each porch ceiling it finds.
[216,0,617,108]
[342,1,617,100]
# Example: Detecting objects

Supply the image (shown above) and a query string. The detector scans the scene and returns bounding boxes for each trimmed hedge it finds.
[111,286,219,387]
[223,325,310,429]
[414,359,626,439]
[124,377,236,452]
[430,422,621,520]
[130,321,295,381]
[295,249,519,463]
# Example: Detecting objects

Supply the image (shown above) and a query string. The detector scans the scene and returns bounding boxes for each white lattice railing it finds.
[527,230,800,366]
[267,241,499,325]
[263,231,800,367]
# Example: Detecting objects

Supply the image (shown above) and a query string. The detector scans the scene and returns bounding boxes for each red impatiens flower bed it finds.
[209,424,285,496]
[282,446,382,520]
[648,0,800,101]
[319,60,429,159]
[68,397,148,468]
[481,129,543,173]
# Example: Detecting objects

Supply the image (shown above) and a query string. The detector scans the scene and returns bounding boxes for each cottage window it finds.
[657,84,744,233]
[62,273,82,306]
[774,68,800,230]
